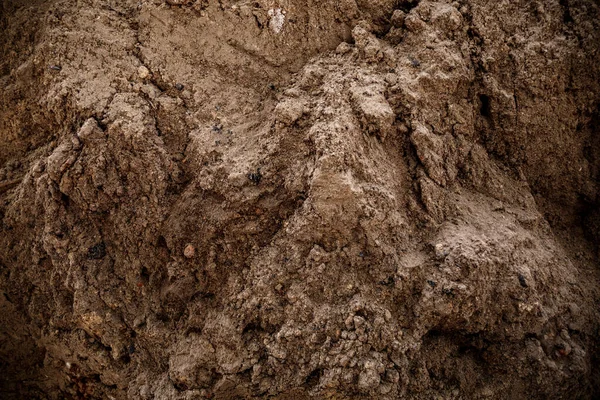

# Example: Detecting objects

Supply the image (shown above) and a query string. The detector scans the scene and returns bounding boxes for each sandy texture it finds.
[1,0,599,399]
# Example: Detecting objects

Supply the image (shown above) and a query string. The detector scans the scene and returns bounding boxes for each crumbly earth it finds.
[1,0,599,399]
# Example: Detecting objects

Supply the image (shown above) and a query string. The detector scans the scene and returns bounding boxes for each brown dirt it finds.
[1,0,599,399]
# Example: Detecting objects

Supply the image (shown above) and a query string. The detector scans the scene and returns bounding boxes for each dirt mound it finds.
[1,0,599,399]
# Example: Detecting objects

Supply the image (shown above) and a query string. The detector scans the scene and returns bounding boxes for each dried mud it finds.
[1,0,599,399]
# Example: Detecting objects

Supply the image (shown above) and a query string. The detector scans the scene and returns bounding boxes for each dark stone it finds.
[248,169,262,185]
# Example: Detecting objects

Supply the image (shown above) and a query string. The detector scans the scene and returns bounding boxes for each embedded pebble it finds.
[184,244,196,258]
[138,65,150,79]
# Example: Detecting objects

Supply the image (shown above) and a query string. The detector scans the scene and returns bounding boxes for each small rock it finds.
[434,243,449,259]
[248,169,262,185]
[138,65,150,79]
[175,83,184,91]
[184,244,196,259]
[268,8,285,34]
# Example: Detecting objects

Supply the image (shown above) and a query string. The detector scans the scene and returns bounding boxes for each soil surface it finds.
[1,0,599,399]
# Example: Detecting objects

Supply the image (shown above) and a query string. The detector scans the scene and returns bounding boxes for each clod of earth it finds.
[1,0,599,399]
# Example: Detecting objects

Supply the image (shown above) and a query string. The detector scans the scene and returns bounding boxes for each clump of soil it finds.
[1,0,599,399]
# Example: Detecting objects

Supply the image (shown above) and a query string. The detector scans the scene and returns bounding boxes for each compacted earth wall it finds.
[0,0,599,398]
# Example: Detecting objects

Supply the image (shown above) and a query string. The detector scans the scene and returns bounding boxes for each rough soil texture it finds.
[1,0,600,399]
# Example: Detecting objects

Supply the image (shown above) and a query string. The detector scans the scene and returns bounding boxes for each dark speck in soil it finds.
[87,242,106,260]
[248,169,262,185]
[518,274,528,288]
